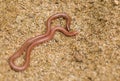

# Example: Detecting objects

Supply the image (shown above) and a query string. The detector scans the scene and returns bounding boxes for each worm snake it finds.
[9,13,78,71]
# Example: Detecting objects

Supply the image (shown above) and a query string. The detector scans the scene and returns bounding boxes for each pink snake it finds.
[9,13,78,71]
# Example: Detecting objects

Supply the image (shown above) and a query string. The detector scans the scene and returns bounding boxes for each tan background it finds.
[0,0,120,81]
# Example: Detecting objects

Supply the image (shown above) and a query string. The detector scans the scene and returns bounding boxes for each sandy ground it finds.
[0,0,120,81]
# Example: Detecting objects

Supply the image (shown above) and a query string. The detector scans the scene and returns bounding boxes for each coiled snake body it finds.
[9,13,78,71]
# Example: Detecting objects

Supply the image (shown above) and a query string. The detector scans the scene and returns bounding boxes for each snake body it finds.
[9,13,78,71]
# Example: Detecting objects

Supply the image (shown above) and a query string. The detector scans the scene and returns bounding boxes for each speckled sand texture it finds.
[0,0,120,81]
